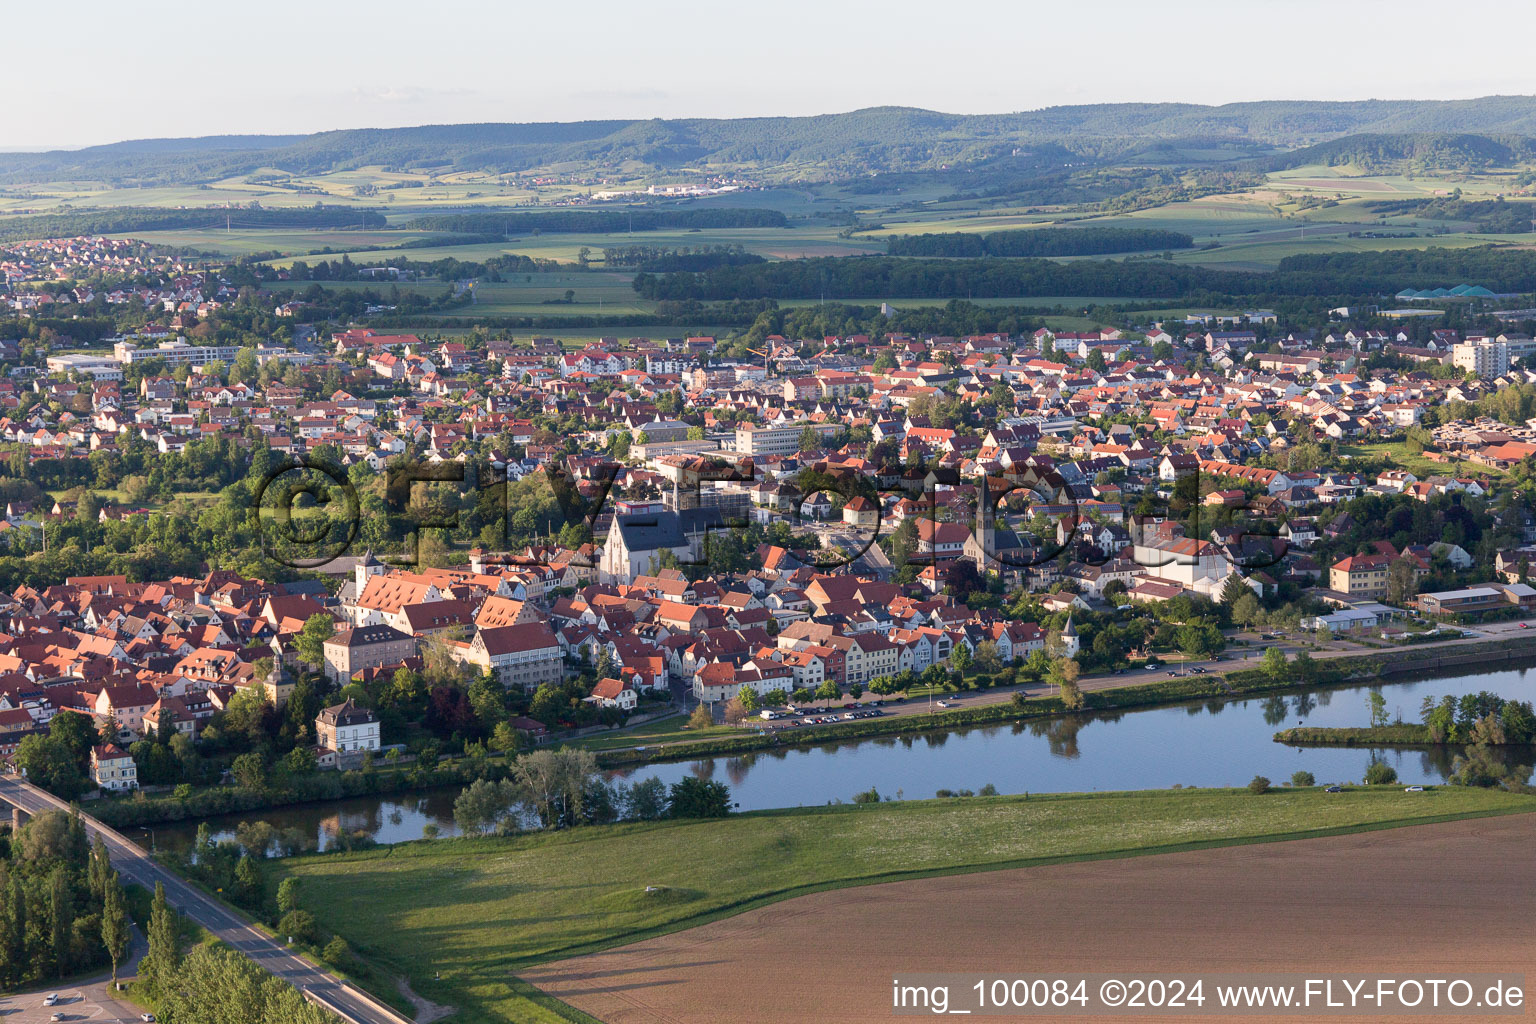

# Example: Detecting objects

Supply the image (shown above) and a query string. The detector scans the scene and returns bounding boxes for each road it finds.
[0,925,146,1023]
[0,775,412,1024]
[0,980,144,1024]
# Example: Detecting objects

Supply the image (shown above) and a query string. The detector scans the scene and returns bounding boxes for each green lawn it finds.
[565,711,744,752]
[268,786,1534,1024]
[1338,441,1503,479]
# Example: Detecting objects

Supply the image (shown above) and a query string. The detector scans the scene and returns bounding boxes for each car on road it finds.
[44,995,59,1006]
[936,700,950,708]
[1325,785,1342,793]
[1521,623,1530,630]
[141,1015,158,1022]
[1191,666,1206,674]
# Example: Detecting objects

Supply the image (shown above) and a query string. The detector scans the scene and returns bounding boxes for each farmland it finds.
[524,813,1536,1024]
[264,273,655,318]
[266,786,1534,1024]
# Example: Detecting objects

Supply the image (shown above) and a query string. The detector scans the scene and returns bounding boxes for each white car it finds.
[1404,785,1425,792]
[43,995,59,1006]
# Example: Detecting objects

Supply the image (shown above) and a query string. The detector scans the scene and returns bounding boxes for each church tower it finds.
[355,547,385,595]
[1060,613,1080,658]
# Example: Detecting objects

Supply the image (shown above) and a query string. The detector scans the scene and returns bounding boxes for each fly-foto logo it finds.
[248,455,1290,577]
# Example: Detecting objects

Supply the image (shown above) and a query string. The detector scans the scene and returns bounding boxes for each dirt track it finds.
[524,814,1535,1024]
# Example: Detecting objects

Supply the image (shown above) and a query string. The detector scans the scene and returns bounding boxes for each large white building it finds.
[46,354,124,380]
[114,339,241,367]
[459,622,564,689]
[1452,339,1509,378]
[734,420,842,456]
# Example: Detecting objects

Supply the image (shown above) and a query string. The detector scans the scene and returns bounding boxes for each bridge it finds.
[0,774,413,1024]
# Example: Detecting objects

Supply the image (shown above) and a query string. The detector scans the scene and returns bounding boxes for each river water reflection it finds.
[142,664,1536,855]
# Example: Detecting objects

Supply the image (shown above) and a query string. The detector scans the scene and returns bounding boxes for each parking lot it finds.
[0,986,145,1023]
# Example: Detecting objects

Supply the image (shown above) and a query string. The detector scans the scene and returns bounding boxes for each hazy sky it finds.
[9,0,1536,149]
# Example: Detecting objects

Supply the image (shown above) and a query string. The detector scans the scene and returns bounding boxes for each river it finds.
[139,663,1536,856]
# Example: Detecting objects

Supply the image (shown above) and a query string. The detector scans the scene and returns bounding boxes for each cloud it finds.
[348,85,474,105]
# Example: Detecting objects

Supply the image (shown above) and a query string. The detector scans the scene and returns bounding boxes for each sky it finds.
[8,0,1536,150]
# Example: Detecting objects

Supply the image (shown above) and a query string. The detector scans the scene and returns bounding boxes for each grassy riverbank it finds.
[267,785,1536,1024]
[1277,724,1440,745]
[590,658,1377,767]
[1276,724,1536,747]
[83,635,1536,828]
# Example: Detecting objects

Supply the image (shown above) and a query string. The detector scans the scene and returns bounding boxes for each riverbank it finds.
[88,760,493,830]
[1276,724,1536,747]
[86,633,1536,827]
[267,785,1536,1024]
[591,634,1536,769]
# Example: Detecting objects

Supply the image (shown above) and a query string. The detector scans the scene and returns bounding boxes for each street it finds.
[0,984,144,1024]
[0,775,411,1024]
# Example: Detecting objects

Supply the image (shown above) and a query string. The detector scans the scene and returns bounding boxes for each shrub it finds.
[322,936,351,967]
[978,783,999,796]
[1248,775,1272,794]
[1290,771,1316,788]
[1364,760,1399,785]
[852,786,882,804]
[277,909,317,944]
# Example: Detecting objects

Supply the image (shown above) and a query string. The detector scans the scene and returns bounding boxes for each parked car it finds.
[141,1015,158,1023]
[44,996,59,1007]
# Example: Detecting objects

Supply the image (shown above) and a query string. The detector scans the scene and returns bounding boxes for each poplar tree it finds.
[143,881,180,993]
[101,871,131,986]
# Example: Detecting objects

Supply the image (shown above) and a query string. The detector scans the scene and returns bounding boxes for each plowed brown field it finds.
[524,814,1535,1024]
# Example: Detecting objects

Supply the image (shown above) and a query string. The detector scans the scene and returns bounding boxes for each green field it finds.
[269,786,1535,1024]
[8,163,1531,281]
[1338,441,1503,479]
[257,224,883,266]
[108,227,451,257]
[567,712,743,752]
[265,272,655,317]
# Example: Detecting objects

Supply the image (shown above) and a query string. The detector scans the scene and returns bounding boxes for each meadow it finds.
[268,785,1534,1024]
[8,163,1532,285]
[263,272,654,317]
[1338,440,1505,479]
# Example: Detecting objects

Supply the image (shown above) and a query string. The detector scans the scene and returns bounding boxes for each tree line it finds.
[888,227,1195,258]
[633,247,1536,303]
[0,810,131,991]
[404,207,787,235]
[0,205,385,243]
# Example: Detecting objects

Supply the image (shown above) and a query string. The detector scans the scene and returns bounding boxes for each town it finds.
[4,61,1536,1024]
[1,251,1535,798]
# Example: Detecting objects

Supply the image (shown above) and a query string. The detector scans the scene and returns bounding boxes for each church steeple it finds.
[1060,612,1080,658]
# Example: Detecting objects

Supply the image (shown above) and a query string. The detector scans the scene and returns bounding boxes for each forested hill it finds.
[7,96,1536,185]
[1267,132,1536,173]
